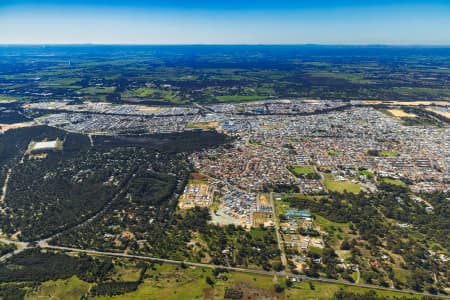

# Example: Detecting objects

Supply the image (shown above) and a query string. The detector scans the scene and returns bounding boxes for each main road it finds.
[43,244,449,299]
[0,238,448,299]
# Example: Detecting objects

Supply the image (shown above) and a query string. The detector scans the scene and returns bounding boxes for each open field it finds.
[215,95,267,102]
[188,173,209,185]
[121,87,182,104]
[257,193,271,207]
[379,150,398,157]
[2,46,450,105]
[359,169,375,178]
[288,165,315,177]
[427,107,450,119]
[109,264,142,282]
[382,177,408,187]
[92,264,210,300]
[308,71,374,84]
[387,109,417,118]
[286,280,421,300]
[25,276,90,300]
[137,105,162,112]
[323,175,361,194]
[79,86,116,95]
[251,211,273,227]
[186,121,220,130]
[364,100,450,106]
[210,209,241,226]
[0,95,16,102]
[87,263,422,300]
[0,122,36,132]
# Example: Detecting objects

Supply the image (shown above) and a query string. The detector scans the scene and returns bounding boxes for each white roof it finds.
[32,140,57,151]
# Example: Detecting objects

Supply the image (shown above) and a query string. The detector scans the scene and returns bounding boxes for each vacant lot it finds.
[185,121,220,130]
[324,176,361,194]
[257,193,271,207]
[288,165,315,177]
[382,177,408,187]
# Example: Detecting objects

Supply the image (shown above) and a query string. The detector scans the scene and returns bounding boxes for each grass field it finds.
[286,280,420,300]
[121,88,181,103]
[288,165,315,177]
[79,86,116,94]
[379,150,398,157]
[276,196,323,218]
[215,95,267,102]
[359,169,375,178]
[91,265,421,300]
[313,214,353,247]
[92,264,211,300]
[382,178,408,187]
[110,265,142,282]
[25,276,91,300]
[307,71,374,84]
[327,149,339,156]
[24,262,423,300]
[324,175,361,194]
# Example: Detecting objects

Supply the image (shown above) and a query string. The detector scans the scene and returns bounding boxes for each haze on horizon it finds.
[0,0,450,45]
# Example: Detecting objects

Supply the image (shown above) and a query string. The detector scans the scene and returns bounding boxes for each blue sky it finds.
[1,1,450,44]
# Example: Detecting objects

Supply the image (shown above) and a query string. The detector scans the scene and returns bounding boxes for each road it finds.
[0,154,447,298]
[88,134,94,147]
[0,238,29,263]
[40,244,448,299]
[0,236,448,299]
[270,191,287,268]
[313,166,327,193]
[0,168,12,204]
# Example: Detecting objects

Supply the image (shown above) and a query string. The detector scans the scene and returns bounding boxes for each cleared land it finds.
[0,122,35,133]
[252,211,273,227]
[137,105,162,112]
[324,175,361,194]
[185,121,220,130]
[178,183,212,209]
[427,107,450,119]
[257,193,271,207]
[364,100,450,106]
[387,108,417,118]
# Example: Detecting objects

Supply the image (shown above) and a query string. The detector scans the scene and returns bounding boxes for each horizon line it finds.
[1,43,450,47]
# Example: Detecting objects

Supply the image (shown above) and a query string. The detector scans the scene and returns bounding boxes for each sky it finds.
[0,0,450,45]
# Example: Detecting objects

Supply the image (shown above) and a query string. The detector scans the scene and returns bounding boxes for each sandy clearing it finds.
[387,109,417,118]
